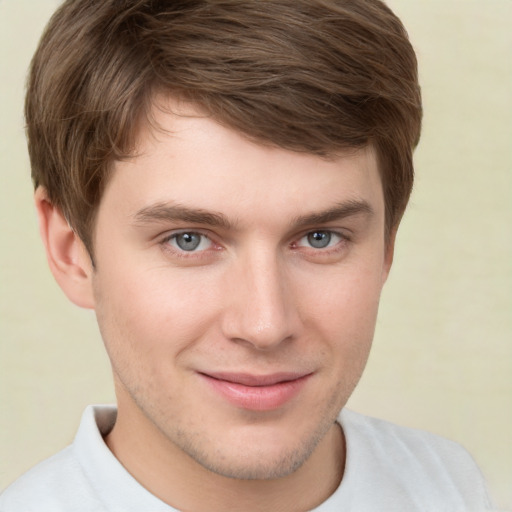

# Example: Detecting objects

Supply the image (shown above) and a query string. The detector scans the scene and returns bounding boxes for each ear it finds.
[381,228,397,285]
[35,187,95,309]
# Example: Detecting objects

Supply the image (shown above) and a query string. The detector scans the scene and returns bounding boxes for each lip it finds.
[199,371,312,411]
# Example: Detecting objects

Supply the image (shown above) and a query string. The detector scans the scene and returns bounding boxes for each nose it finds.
[220,250,301,351]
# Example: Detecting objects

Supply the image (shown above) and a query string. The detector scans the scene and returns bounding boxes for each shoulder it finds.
[0,446,104,512]
[0,405,116,512]
[337,409,494,511]
[341,408,481,467]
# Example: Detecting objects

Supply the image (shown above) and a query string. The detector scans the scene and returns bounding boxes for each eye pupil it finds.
[307,231,331,249]
[176,232,201,251]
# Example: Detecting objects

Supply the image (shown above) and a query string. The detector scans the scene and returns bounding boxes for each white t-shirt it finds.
[0,405,494,512]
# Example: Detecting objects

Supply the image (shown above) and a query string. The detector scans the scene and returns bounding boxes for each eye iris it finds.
[176,233,201,251]
[307,231,331,249]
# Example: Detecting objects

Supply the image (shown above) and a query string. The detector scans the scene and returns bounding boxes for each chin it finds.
[179,423,328,481]
[194,446,311,481]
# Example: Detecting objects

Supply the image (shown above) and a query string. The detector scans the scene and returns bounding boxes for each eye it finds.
[166,231,212,252]
[297,230,343,249]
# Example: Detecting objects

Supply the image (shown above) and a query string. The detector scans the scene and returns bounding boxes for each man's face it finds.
[89,99,391,480]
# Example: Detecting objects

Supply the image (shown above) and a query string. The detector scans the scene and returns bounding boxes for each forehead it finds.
[101,98,384,227]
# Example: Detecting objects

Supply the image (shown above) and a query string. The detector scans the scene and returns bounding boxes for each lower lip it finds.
[200,374,311,411]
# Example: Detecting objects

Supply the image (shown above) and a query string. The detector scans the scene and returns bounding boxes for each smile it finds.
[199,372,312,411]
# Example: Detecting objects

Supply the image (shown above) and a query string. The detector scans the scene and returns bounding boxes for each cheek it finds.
[301,261,383,330]
[92,263,222,367]
[298,260,383,369]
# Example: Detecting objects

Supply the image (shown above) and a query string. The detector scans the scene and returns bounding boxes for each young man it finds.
[0,1,493,511]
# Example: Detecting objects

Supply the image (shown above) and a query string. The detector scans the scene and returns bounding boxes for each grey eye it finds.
[175,232,202,251]
[307,231,331,249]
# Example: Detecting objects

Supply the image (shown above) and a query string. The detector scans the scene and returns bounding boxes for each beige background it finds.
[1,0,511,509]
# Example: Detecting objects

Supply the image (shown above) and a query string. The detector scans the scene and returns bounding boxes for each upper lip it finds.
[199,371,312,387]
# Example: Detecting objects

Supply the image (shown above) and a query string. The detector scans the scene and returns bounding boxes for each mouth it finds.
[198,371,313,411]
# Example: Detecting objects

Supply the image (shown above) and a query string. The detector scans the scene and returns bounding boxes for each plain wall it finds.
[1,0,511,509]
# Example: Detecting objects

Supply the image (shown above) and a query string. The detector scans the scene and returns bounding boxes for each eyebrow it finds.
[292,199,374,226]
[132,198,373,230]
[132,202,234,230]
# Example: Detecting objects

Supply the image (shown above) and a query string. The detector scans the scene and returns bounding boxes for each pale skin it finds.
[36,99,394,512]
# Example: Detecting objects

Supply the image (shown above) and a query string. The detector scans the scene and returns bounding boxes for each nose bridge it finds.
[222,246,298,350]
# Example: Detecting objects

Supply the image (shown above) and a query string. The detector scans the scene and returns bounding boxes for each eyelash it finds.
[159,229,350,258]
[294,230,346,250]
[160,230,218,259]
[290,230,351,261]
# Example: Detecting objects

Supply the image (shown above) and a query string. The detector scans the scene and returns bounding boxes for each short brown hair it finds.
[26,0,422,253]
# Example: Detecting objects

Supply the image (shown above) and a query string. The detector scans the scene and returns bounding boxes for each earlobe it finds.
[35,187,95,309]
